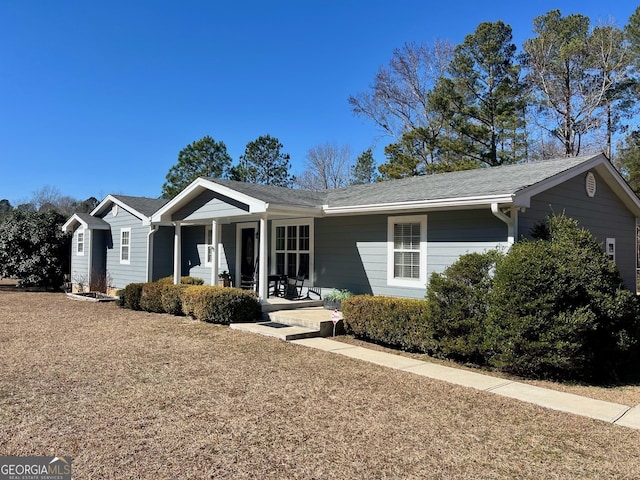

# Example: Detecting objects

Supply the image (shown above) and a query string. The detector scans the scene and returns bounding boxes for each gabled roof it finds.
[325,155,592,208]
[207,178,327,208]
[151,153,640,222]
[62,212,110,233]
[92,194,169,221]
[323,153,640,216]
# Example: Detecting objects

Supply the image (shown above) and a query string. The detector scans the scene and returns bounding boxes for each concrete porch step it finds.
[231,307,344,341]
[265,307,343,337]
[230,321,321,341]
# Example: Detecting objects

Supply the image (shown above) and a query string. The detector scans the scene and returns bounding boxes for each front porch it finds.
[151,177,323,302]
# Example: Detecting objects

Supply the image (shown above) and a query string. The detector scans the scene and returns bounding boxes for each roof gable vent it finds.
[585,172,596,198]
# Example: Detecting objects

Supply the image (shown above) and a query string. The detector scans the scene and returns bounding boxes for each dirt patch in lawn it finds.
[336,336,640,407]
[1,291,639,479]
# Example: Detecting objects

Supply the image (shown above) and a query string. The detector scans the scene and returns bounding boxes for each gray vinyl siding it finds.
[151,226,174,281]
[427,209,509,276]
[173,190,250,222]
[70,228,89,287]
[180,224,234,285]
[315,210,508,299]
[519,170,637,291]
[101,208,150,289]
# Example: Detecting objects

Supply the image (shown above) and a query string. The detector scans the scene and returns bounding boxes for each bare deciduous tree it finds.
[295,143,353,191]
[348,40,454,143]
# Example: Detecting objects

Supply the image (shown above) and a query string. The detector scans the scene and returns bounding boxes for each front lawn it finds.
[0,291,638,479]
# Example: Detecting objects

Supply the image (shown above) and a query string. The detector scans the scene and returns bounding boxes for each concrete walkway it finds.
[290,337,640,430]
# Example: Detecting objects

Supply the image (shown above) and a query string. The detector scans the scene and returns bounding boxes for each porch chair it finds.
[240,257,258,291]
[283,266,322,300]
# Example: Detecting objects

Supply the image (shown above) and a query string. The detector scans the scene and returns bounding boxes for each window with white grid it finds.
[77,230,85,256]
[120,228,131,264]
[272,219,313,279]
[387,215,427,287]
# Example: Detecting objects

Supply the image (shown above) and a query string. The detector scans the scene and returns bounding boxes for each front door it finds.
[240,227,256,279]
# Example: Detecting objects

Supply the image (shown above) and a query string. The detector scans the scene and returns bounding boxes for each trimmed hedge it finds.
[160,284,189,316]
[157,275,204,285]
[342,295,432,352]
[120,280,260,324]
[140,282,165,313]
[180,286,261,324]
[122,283,144,310]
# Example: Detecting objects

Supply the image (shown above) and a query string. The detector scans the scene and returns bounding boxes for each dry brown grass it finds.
[1,290,639,479]
[336,337,640,407]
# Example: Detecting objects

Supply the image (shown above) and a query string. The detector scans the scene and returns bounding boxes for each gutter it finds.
[491,203,515,244]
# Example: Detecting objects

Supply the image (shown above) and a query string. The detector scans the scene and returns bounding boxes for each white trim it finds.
[323,195,515,215]
[387,215,427,288]
[76,229,85,256]
[204,225,214,267]
[120,228,131,265]
[92,195,150,223]
[152,178,268,223]
[270,218,315,282]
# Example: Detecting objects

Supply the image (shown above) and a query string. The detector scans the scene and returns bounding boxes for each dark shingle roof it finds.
[75,212,110,228]
[112,195,170,217]
[325,155,597,207]
[206,178,328,208]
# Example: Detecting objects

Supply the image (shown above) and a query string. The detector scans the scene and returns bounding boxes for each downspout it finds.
[146,225,158,283]
[491,203,515,245]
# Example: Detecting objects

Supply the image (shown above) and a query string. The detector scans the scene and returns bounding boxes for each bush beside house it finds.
[120,280,261,324]
[342,296,432,352]
[344,214,640,382]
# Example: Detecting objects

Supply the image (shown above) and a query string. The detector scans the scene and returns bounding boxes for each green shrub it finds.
[342,295,432,352]
[486,214,640,381]
[122,283,144,310]
[426,250,502,363]
[160,284,189,316]
[116,289,125,307]
[181,286,261,324]
[140,282,165,313]
[157,275,204,285]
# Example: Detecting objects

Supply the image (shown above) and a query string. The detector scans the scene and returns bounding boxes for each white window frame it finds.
[606,237,616,263]
[271,218,314,281]
[205,226,215,266]
[77,229,85,256]
[120,228,131,265]
[387,215,427,287]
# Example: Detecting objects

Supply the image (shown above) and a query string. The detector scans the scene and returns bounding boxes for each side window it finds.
[120,228,131,264]
[77,230,85,256]
[606,238,615,262]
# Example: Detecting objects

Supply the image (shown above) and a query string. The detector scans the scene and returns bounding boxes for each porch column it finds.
[258,214,268,300]
[173,221,182,285]
[210,219,219,286]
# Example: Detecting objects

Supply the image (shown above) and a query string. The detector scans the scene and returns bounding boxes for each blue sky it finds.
[0,1,637,205]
